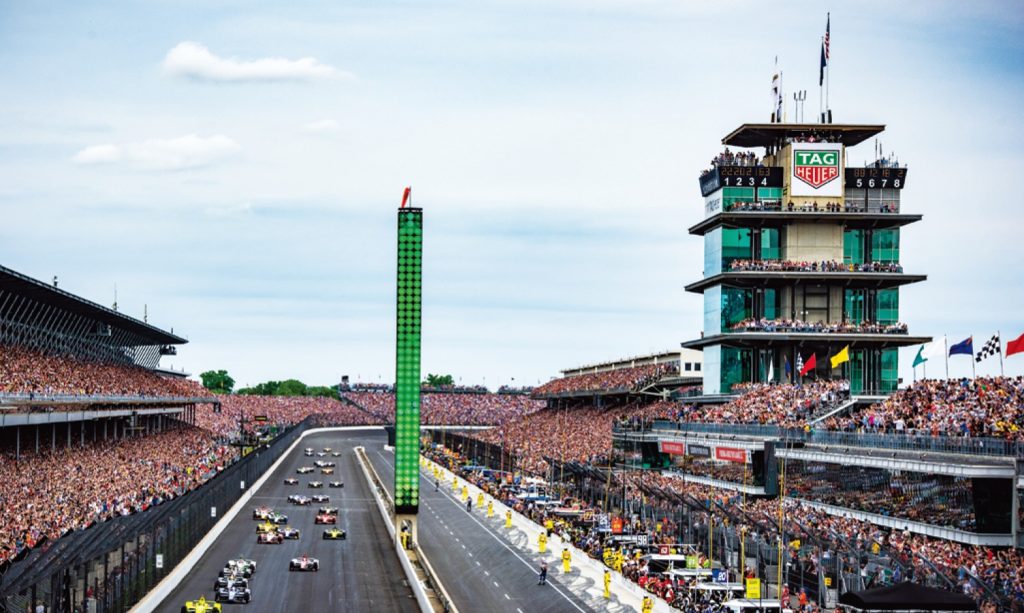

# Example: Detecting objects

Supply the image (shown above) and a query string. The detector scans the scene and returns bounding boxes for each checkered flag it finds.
[975,333,1000,363]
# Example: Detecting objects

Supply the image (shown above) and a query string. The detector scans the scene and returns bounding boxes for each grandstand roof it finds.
[560,349,700,376]
[682,332,931,350]
[685,271,927,294]
[722,123,885,148]
[0,265,186,345]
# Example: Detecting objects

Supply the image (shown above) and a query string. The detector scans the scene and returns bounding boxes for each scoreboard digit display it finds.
[844,167,908,189]
[700,166,782,196]
[395,207,422,514]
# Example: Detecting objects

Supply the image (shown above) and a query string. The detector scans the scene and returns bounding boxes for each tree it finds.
[199,370,235,394]
[423,374,454,388]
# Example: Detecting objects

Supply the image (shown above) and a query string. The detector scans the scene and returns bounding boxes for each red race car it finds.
[257,531,284,544]
[314,513,336,525]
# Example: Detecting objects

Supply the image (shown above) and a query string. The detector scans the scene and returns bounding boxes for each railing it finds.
[723,200,901,214]
[0,392,218,405]
[620,421,1024,459]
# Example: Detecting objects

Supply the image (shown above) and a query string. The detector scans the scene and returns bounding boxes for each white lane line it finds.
[484,571,490,576]
[467,552,473,557]
[476,561,481,566]
[376,452,587,613]
[493,581,499,588]
[461,544,466,549]
[504,593,511,600]
[517,609,524,613]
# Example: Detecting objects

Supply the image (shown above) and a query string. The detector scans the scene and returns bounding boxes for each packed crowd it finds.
[533,363,678,397]
[728,259,903,273]
[729,319,909,335]
[671,380,850,427]
[724,200,782,212]
[0,426,233,565]
[824,377,1024,441]
[0,345,210,397]
[340,390,544,426]
[194,395,379,437]
[497,385,535,395]
[475,402,677,475]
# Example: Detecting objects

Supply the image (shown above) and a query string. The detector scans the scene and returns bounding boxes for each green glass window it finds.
[844,229,864,265]
[876,289,899,324]
[722,186,756,210]
[763,288,778,320]
[871,229,900,263]
[721,228,752,268]
[757,187,782,202]
[881,349,898,393]
[760,228,781,261]
[721,347,752,393]
[721,287,751,331]
[845,290,865,323]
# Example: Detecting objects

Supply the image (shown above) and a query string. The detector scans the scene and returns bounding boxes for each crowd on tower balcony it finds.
[194,395,379,437]
[729,319,909,335]
[533,363,678,397]
[728,259,903,273]
[823,377,1024,441]
[701,149,762,176]
[0,344,209,398]
[339,389,544,426]
[0,426,233,566]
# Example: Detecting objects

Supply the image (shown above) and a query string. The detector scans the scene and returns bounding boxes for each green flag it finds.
[912,345,927,368]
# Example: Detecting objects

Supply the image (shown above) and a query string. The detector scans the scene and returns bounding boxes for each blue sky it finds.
[1,0,1023,388]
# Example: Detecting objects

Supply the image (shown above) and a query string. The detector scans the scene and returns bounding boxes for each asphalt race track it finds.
[154,430,418,613]
[365,442,600,613]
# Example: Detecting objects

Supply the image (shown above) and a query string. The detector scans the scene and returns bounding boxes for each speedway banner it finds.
[790,142,844,197]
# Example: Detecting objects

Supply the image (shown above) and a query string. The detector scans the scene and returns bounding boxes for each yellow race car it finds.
[182,595,221,613]
[322,527,347,540]
[256,521,276,534]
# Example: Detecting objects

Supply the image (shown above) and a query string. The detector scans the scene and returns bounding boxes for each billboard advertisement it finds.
[715,446,747,463]
[790,142,844,197]
[660,440,686,455]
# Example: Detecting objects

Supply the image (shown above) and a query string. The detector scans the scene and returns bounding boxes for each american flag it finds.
[824,14,830,61]
[975,333,1000,363]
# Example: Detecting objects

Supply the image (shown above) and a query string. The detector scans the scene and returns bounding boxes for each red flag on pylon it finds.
[400,186,411,208]
[799,353,817,376]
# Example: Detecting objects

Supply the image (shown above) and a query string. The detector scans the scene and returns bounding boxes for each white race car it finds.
[308,481,324,489]
[289,555,319,572]
[311,495,330,503]
[215,584,251,604]
[297,467,314,474]
[287,494,311,505]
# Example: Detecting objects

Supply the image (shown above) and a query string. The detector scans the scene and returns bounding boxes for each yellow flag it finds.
[830,345,850,369]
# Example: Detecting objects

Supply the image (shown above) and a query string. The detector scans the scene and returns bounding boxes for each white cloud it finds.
[72,134,240,171]
[162,41,350,82]
[302,119,341,134]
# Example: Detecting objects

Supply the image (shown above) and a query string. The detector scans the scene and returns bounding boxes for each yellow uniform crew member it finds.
[538,532,548,553]
[603,569,611,599]
[561,548,571,573]
[487,501,494,517]
[477,492,484,507]
[505,510,513,528]
[641,595,654,613]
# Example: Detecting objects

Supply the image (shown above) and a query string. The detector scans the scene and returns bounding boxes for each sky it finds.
[1,0,1023,389]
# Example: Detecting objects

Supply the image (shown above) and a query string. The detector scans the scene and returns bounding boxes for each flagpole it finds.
[944,335,949,380]
[998,331,1005,377]
[818,36,824,121]
[972,345,977,379]
[825,12,830,118]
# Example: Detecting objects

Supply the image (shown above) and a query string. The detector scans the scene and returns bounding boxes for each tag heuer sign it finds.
[794,149,840,188]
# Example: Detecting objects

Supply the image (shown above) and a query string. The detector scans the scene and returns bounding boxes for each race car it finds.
[316,452,326,457]
[287,494,311,505]
[308,481,324,488]
[310,495,330,503]
[283,477,299,485]
[297,467,314,474]
[267,511,288,524]
[277,526,300,539]
[313,460,335,468]
[320,467,335,475]
[214,584,251,604]
[318,506,338,515]
[289,555,319,572]
[329,481,344,488]
[214,575,248,590]
[255,521,277,534]
[304,448,314,456]
[331,451,342,457]
[322,447,332,453]
[224,559,256,578]
[182,595,222,613]
[322,527,347,540]
[252,506,272,520]
[257,531,284,544]
[314,512,336,524]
